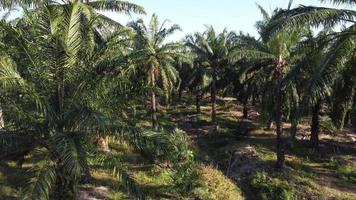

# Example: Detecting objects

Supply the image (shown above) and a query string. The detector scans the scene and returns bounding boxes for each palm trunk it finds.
[0,109,4,129]
[211,70,217,123]
[275,80,285,169]
[196,94,201,114]
[310,100,321,149]
[243,98,248,119]
[275,56,286,170]
[266,118,273,130]
[57,69,65,132]
[97,136,110,152]
[345,110,351,126]
[252,94,257,106]
[290,119,298,146]
[331,69,354,130]
[58,79,64,114]
[178,86,183,102]
[151,73,159,131]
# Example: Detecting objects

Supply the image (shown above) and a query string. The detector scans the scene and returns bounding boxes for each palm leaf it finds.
[23,162,56,200]
[265,6,356,35]
[87,0,145,15]
[91,153,146,200]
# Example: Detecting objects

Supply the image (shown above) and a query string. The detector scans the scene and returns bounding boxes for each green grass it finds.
[327,157,356,184]
[192,165,244,200]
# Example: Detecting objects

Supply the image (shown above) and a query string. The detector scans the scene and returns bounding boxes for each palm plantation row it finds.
[0,0,355,199]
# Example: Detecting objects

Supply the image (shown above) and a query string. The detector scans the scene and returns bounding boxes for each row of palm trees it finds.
[179,0,355,169]
[0,0,355,199]
[248,0,355,168]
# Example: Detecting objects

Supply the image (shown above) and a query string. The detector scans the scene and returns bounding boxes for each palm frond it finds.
[91,153,146,199]
[23,163,56,200]
[0,55,25,88]
[54,134,83,179]
[303,33,354,106]
[230,49,275,62]
[0,131,37,159]
[319,0,356,6]
[265,6,356,35]
[0,0,50,9]
[63,1,83,68]
[256,3,270,20]
[87,0,146,15]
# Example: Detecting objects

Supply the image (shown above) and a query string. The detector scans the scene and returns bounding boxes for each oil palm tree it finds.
[189,59,212,114]
[128,14,182,131]
[174,47,195,102]
[331,62,356,129]
[0,1,174,199]
[264,0,356,146]
[232,4,306,169]
[186,27,236,123]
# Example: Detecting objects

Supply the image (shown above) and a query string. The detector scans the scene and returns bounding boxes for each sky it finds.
[1,0,352,40]
[102,0,351,40]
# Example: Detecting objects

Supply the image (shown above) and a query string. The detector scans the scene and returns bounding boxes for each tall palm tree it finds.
[189,59,212,114]
[232,5,306,169]
[263,0,356,130]
[295,30,338,148]
[128,14,182,131]
[186,27,236,123]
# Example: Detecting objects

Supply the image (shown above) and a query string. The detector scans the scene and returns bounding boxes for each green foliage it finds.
[192,165,244,200]
[328,157,356,184]
[250,171,295,200]
[172,163,201,196]
[331,65,355,129]
[337,164,356,184]
[153,129,199,195]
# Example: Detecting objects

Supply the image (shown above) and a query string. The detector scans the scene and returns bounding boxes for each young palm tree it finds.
[0,1,156,199]
[174,48,195,102]
[331,63,355,129]
[128,14,182,131]
[186,27,236,123]
[189,59,212,114]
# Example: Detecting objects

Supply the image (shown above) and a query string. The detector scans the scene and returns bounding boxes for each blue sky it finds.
[103,0,348,40]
